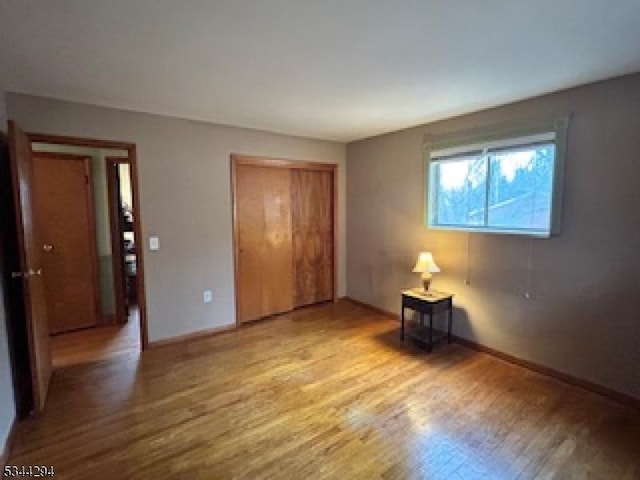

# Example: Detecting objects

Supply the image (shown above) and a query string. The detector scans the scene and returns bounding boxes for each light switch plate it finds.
[203,289,213,304]
[149,236,160,251]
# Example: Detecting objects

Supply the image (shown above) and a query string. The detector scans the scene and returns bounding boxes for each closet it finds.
[232,155,335,323]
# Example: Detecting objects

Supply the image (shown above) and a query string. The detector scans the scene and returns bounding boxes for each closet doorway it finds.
[231,155,337,324]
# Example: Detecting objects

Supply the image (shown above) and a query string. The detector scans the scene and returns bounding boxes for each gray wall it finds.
[346,74,640,400]
[6,93,347,342]
[0,90,16,457]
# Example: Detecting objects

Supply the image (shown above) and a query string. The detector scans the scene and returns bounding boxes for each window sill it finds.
[427,224,552,238]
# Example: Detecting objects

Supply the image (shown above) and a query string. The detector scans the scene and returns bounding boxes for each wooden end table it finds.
[401,289,454,352]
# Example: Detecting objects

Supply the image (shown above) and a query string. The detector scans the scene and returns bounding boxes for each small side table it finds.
[401,289,454,352]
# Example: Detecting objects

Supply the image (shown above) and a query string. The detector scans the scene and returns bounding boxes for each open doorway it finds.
[4,124,149,414]
[106,158,137,326]
[29,137,147,370]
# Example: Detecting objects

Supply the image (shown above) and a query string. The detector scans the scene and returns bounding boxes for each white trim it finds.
[430,131,556,160]
[427,224,551,238]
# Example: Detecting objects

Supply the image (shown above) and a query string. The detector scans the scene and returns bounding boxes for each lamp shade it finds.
[412,251,440,274]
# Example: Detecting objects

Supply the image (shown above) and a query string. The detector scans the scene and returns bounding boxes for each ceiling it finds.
[1,1,640,142]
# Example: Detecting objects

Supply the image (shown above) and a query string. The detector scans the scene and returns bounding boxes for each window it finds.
[427,132,562,237]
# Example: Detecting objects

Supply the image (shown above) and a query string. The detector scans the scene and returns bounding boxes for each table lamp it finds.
[412,251,440,292]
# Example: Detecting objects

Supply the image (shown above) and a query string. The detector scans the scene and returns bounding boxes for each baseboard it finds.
[149,299,356,349]
[148,324,236,349]
[453,336,640,409]
[0,417,17,471]
[345,296,640,410]
[344,296,399,320]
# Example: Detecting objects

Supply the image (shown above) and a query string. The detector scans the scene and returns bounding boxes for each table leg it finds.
[447,305,452,344]
[428,312,433,353]
[400,304,405,340]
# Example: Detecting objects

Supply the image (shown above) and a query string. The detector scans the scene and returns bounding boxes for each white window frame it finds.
[424,118,569,237]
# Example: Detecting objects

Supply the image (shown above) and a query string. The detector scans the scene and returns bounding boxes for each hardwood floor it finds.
[9,301,640,479]
[50,309,140,369]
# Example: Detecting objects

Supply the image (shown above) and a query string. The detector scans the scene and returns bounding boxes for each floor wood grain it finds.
[50,310,140,369]
[9,301,640,479]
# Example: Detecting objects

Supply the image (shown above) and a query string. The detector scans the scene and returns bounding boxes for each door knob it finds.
[43,244,54,252]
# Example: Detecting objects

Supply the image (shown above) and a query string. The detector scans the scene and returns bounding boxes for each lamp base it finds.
[421,272,433,292]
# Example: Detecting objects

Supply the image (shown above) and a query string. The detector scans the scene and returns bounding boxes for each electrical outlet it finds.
[203,289,213,304]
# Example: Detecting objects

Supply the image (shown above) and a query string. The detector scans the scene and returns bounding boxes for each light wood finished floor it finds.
[50,310,140,369]
[10,301,640,479]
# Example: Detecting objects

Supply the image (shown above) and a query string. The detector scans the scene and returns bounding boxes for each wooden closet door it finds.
[292,169,334,307]
[235,165,293,323]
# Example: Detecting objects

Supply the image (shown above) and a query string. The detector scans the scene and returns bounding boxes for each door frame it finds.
[32,151,102,331]
[230,154,338,326]
[27,132,149,350]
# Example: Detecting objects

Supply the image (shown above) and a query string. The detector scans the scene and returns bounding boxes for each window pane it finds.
[487,144,555,231]
[434,155,487,226]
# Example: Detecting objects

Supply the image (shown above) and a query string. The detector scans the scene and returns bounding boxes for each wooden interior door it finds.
[1,134,34,417]
[235,164,293,323]
[292,169,334,307]
[8,121,52,411]
[33,152,100,334]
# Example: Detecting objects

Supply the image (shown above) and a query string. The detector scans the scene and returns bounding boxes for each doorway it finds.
[29,140,146,369]
[4,124,148,414]
[106,158,137,326]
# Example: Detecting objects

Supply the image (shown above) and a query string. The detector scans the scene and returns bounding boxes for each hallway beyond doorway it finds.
[50,310,140,369]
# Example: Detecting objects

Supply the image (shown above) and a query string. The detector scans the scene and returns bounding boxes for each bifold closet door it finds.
[292,169,334,307]
[235,165,293,323]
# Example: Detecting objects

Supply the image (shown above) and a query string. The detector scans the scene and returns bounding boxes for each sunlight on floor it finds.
[50,309,141,369]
